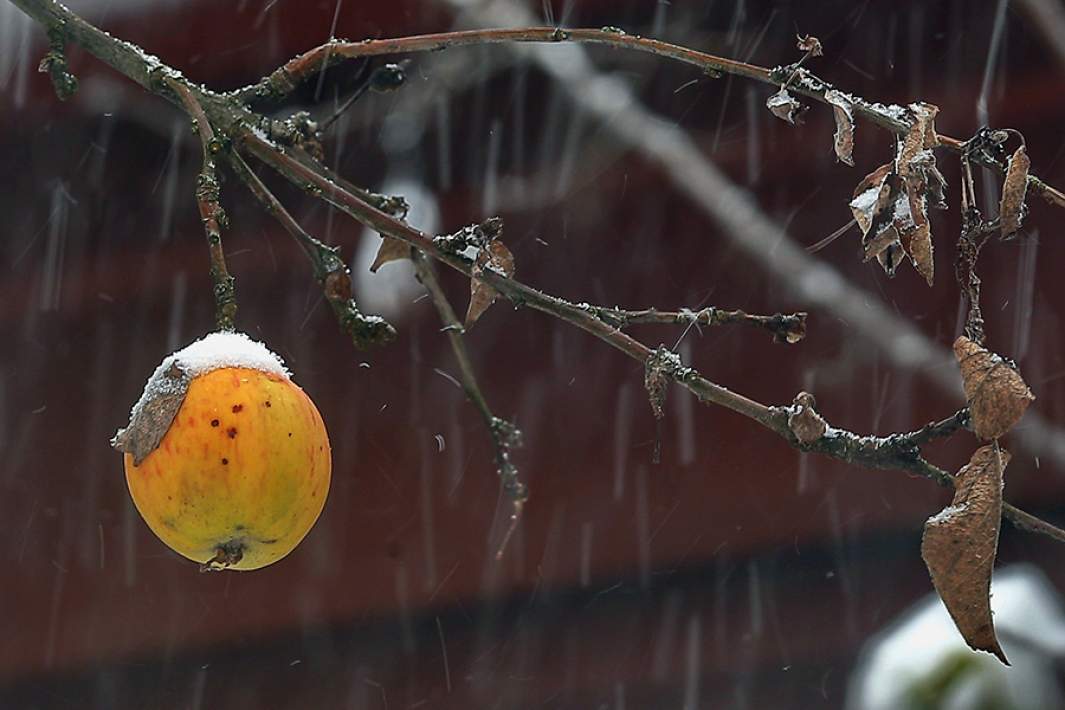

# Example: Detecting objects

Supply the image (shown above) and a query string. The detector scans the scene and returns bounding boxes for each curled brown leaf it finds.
[370,236,412,272]
[465,239,516,327]
[999,145,1030,240]
[849,163,893,237]
[901,221,934,286]
[824,90,855,166]
[111,362,190,465]
[921,445,1010,664]
[766,89,804,125]
[954,336,1034,440]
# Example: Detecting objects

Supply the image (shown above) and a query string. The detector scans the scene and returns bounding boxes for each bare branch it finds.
[589,305,807,344]
[232,23,1065,209]
[411,252,526,558]
[227,152,396,348]
[10,0,1065,550]
[166,77,237,331]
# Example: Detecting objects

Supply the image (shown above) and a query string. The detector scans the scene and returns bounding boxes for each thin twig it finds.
[227,151,396,348]
[166,77,237,331]
[411,252,526,558]
[589,305,807,344]
[899,408,971,447]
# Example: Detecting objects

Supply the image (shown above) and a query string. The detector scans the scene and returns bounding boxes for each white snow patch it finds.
[122,332,289,438]
[850,186,881,215]
[166,331,289,379]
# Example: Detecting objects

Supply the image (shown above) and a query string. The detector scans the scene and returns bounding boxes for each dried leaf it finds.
[901,220,934,286]
[766,89,804,125]
[849,163,893,236]
[644,364,668,420]
[954,336,1035,440]
[796,34,823,57]
[896,102,939,177]
[901,187,934,286]
[926,163,949,210]
[862,223,900,264]
[999,145,1030,240]
[465,240,516,327]
[369,236,411,272]
[111,362,190,465]
[787,391,827,443]
[921,445,1010,664]
[824,90,855,166]
[876,240,906,277]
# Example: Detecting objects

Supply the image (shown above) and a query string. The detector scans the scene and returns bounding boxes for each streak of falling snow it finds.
[745,85,760,184]
[651,590,681,681]
[652,0,669,37]
[682,614,702,710]
[155,121,184,243]
[482,119,502,214]
[40,183,72,311]
[420,434,437,593]
[575,522,593,588]
[613,384,633,500]
[43,542,67,670]
[673,341,696,465]
[189,666,207,710]
[748,559,764,638]
[166,272,188,352]
[907,6,924,96]
[552,110,585,200]
[978,0,1010,211]
[395,564,416,655]
[435,93,452,190]
[122,497,137,588]
[446,416,465,500]
[636,466,650,589]
[1013,231,1039,361]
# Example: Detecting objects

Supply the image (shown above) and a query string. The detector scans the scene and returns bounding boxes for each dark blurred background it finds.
[3,0,1065,707]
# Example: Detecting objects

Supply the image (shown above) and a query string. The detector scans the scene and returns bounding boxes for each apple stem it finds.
[199,541,245,572]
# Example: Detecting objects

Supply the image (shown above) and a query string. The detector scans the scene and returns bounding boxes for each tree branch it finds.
[166,77,237,331]
[232,24,1065,209]
[411,252,526,558]
[11,0,1065,548]
[227,152,396,348]
[588,305,807,344]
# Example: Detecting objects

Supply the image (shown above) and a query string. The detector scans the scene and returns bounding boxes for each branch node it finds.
[38,28,78,101]
[787,391,828,444]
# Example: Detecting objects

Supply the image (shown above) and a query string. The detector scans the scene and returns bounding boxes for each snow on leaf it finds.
[862,223,900,264]
[766,89,804,125]
[112,361,190,466]
[896,102,940,178]
[111,332,290,465]
[370,236,412,272]
[999,145,1030,240]
[921,445,1010,664]
[901,186,934,286]
[824,90,855,166]
[849,163,892,236]
[902,220,934,286]
[954,336,1035,440]
[465,239,515,327]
